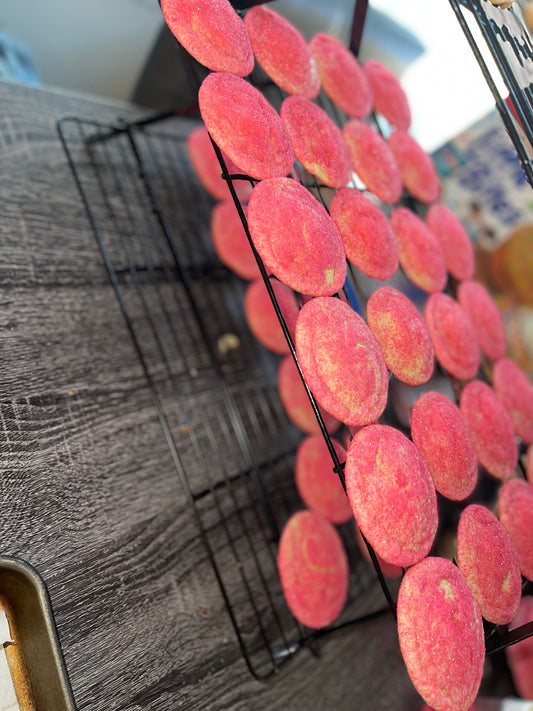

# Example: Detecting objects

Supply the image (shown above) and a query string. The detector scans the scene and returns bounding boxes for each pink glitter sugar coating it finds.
[280,96,352,189]
[343,120,402,204]
[457,281,507,361]
[354,526,402,579]
[425,292,480,380]
[498,478,533,581]
[366,286,434,386]
[411,391,478,501]
[198,72,294,181]
[493,357,533,444]
[363,59,411,131]
[426,204,475,281]
[456,504,522,625]
[329,188,398,280]
[210,201,260,281]
[161,0,253,76]
[389,129,440,204]
[460,380,518,481]
[186,126,252,203]
[244,6,320,98]
[278,355,339,436]
[345,424,438,567]
[277,510,349,629]
[244,278,299,355]
[397,557,485,711]
[295,436,352,525]
[295,297,388,427]
[506,596,533,699]
[247,177,346,297]
[390,208,447,294]
[310,34,372,118]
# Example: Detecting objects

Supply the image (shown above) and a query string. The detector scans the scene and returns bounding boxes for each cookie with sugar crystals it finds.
[161,0,253,76]
[198,72,294,181]
[210,201,260,281]
[411,391,478,501]
[244,6,320,98]
[345,424,437,567]
[493,357,533,443]
[456,504,521,625]
[426,204,475,282]
[363,59,411,131]
[366,286,434,386]
[498,478,533,581]
[330,188,398,280]
[295,297,388,427]
[280,95,352,188]
[247,177,346,296]
[397,557,485,711]
[310,34,372,118]
[277,510,348,629]
[389,129,440,204]
[460,380,518,481]
[244,278,299,355]
[457,280,507,361]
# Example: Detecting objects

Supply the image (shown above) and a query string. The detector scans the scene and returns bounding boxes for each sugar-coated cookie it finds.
[457,280,507,361]
[363,59,411,131]
[493,357,533,443]
[244,278,299,355]
[498,478,533,581]
[389,129,440,204]
[210,201,260,281]
[426,204,475,282]
[354,526,403,579]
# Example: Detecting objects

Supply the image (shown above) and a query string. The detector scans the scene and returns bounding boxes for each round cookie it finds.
[278,355,340,435]
[354,527,402,579]
[425,292,480,380]
[460,380,518,481]
[295,297,388,427]
[244,278,299,355]
[411,391,478,501]
[247,177,346,296]
[345,424,438,567]
[366,286,434,386]
[456,504,522,624]
[363,59,411,131]
[397,557,485,711]
[498,478,533,581]
[280,95,352,188]
[343,120,402,204]
[426,204,475,282]
[244,6,320,98]
[310,34,372,118]
[198,72,294,180]
[161,0,253,76]
[329,188,398,280]
[277,509,349,629]
[295,436,352,525]
[457,280,507,361]
[493,357,533,443]
[390,208,447,294]
[389,129,440,204]
[210,201,260,281]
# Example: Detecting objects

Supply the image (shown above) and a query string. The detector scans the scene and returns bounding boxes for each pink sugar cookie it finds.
[247,177,346,296]
[366,287,434,386]
[345,425,438,567]
[397,557,484,711]
[354,527,402,579]
[161,0,253,76]
[278,355,340,435]
[310,34,372,118]
[498,478,533,581]
[457,281,507,361]
[198,72,294,181]
[343,120,402,204]
[186,126,252,203]
[390,208,447,294]
[411,391,478,501]
[363,59,411,131]
[460,380,518,481]
[295,297,388,427]
[329,188,398,280]
[210,201,260,281]
[277,510,349,629]
[389,129,440,204]
[425,293,480,380]
[456,504,521,624]
[295,436,352,525]
[244,6,320,98]
[244,278,299,355]
[426,204,475,282]
[493,357,533,444]
[280,96,352,188]
[506,596,533,699]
